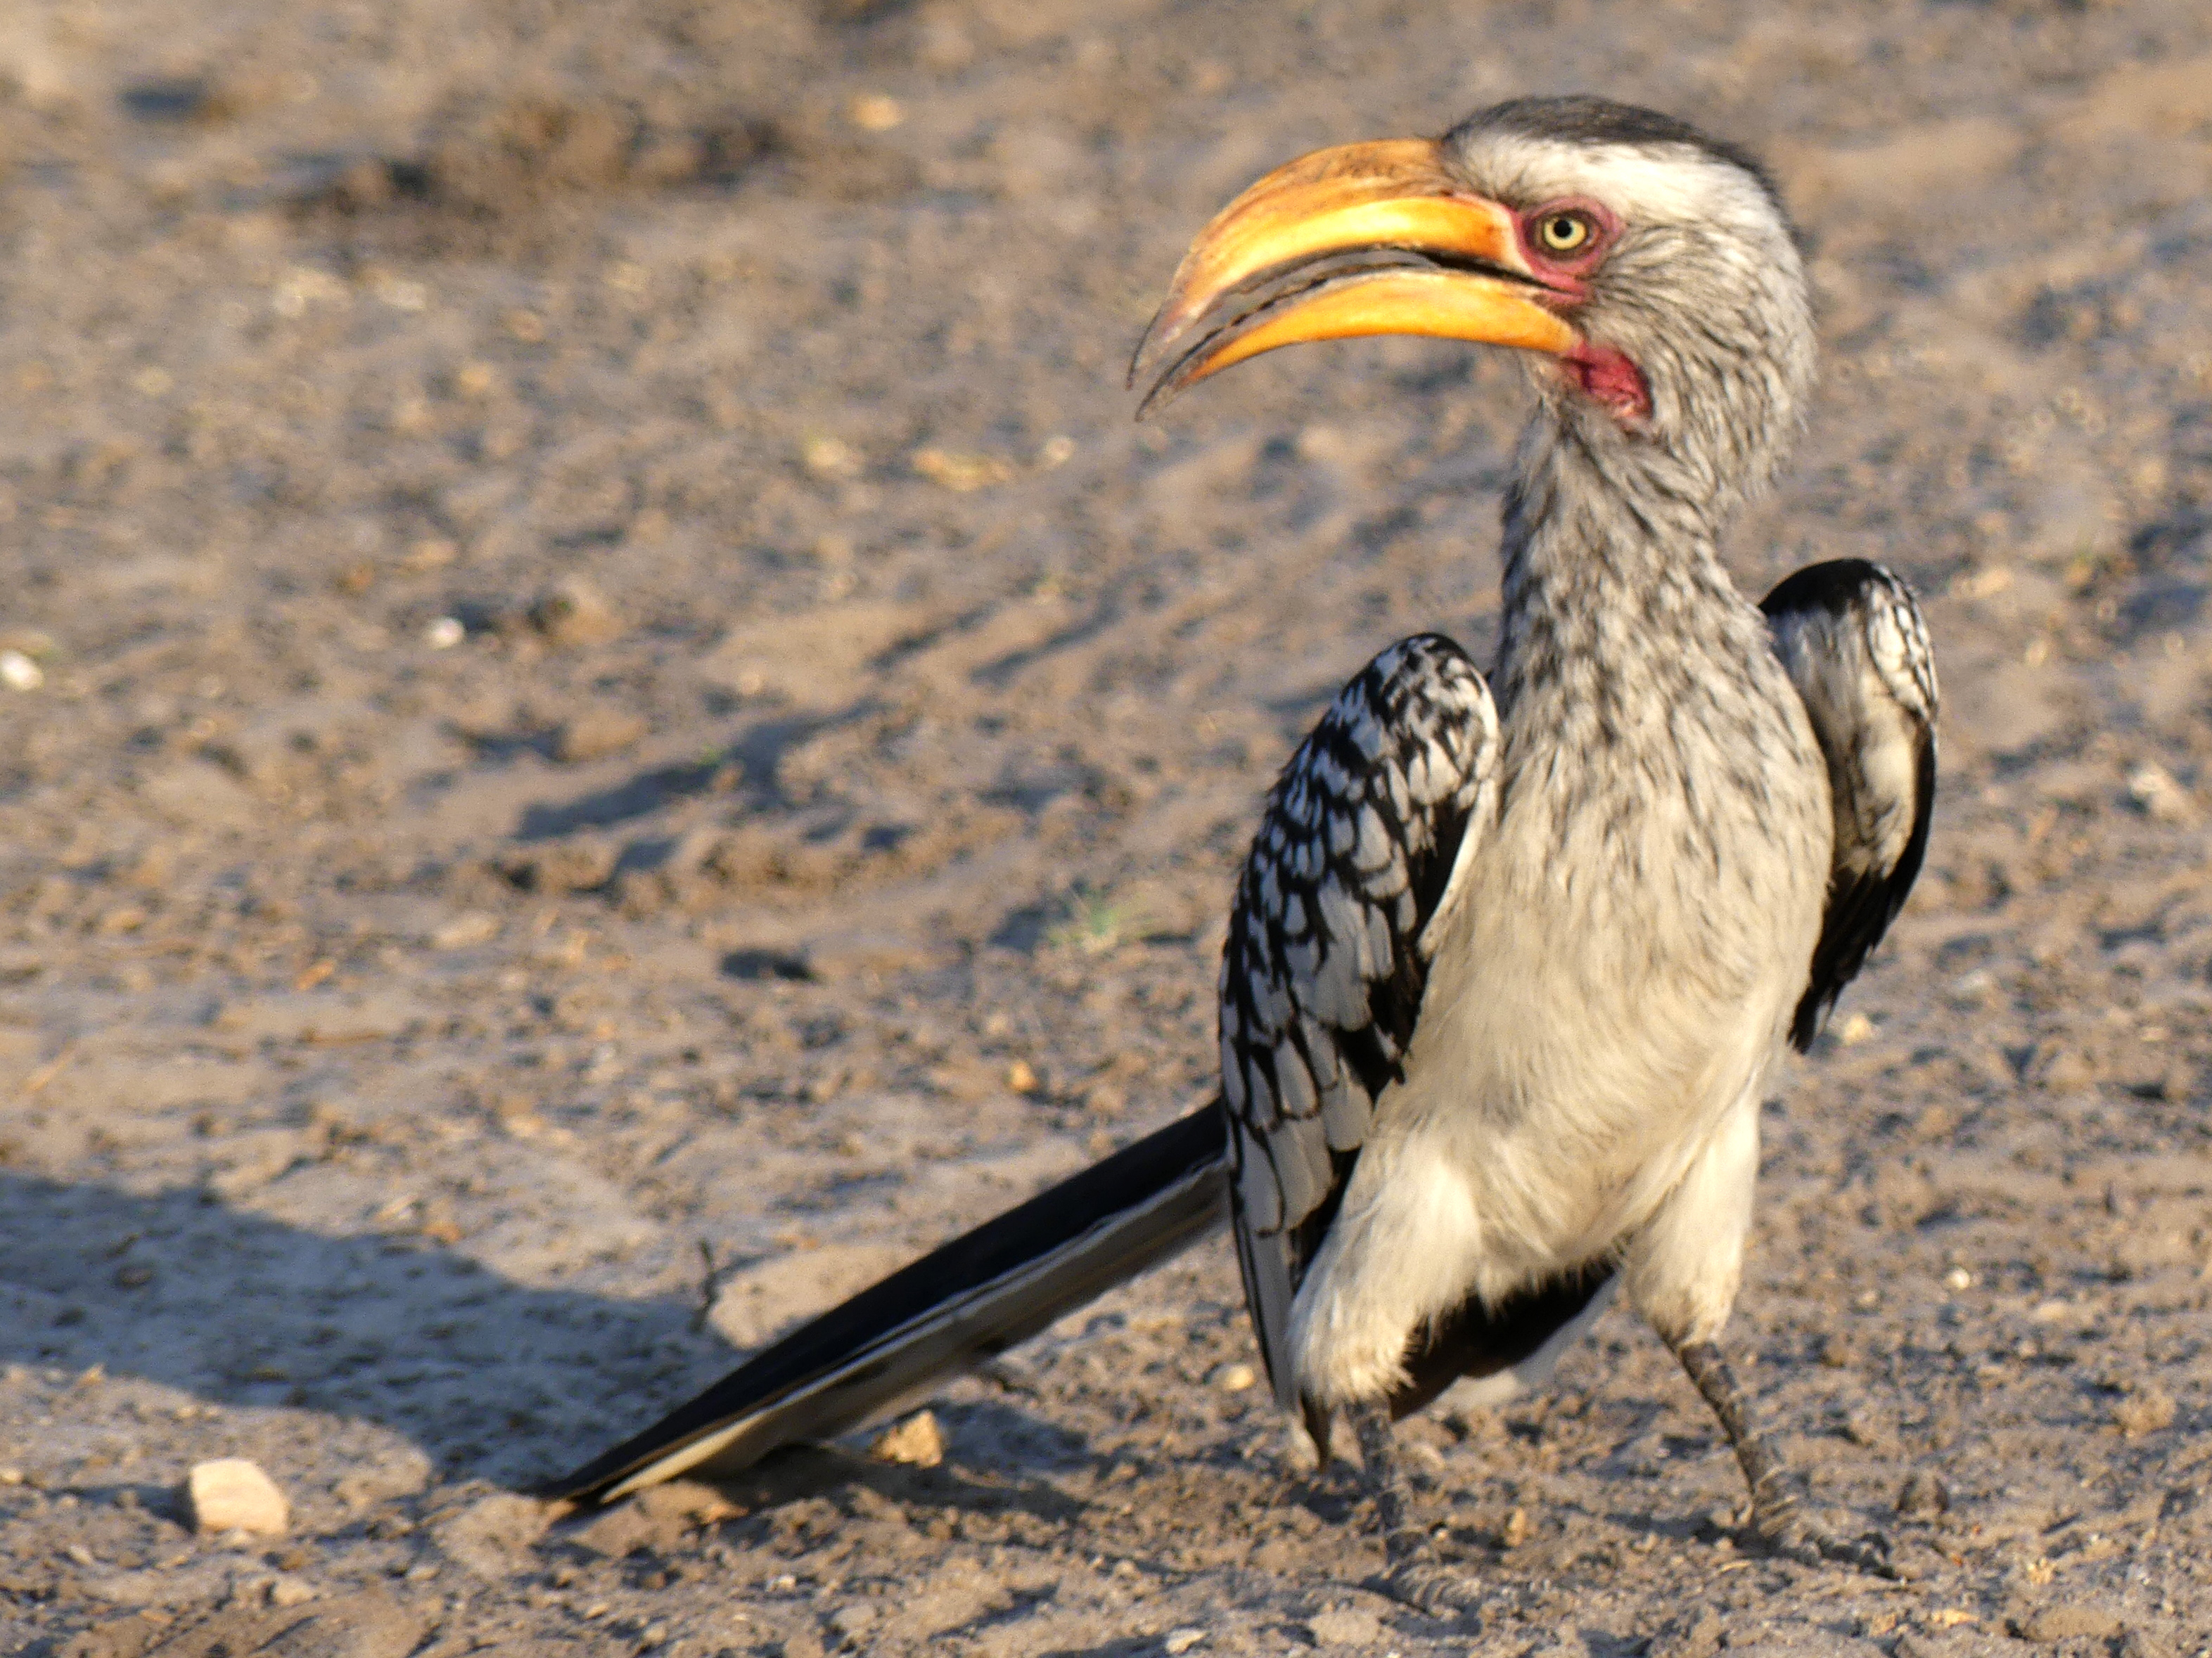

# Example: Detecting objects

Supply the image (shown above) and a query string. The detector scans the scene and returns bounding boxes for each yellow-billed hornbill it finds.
[544,96,1936,1614]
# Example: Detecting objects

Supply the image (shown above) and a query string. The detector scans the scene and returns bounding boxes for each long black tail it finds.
[540,1102,1229,1505]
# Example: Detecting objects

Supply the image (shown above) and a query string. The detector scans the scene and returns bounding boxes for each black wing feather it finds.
[1762,560,1938,1050]
[542,1105,1227,1504]
[1217,634,1498,1410]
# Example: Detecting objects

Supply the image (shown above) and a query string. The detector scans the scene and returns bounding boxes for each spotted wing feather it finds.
[1219,634,1497,1409]
[1762,560,1938,1050]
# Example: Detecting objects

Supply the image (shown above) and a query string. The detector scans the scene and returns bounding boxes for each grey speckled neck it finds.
[1490,409,1770,724]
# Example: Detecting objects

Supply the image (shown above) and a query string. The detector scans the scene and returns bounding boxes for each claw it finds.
[1343,1400,1488,1621]
[1381,1557,1488,1622]
[1751,1501,1895,1578]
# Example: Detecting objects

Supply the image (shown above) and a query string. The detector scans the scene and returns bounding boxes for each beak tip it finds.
[1126,313,1170,393]
[1126,330,1174,412]
[1132,356,1204,421]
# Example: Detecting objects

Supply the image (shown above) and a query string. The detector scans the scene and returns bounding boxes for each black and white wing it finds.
[1219,634,1498,1415]
[1762,560,1938,1051]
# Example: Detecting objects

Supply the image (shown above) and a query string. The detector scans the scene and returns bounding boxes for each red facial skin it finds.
[1561,342,1651,423]
[1513,198,1654,425]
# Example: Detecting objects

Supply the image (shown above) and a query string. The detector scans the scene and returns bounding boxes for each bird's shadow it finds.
[0,1172,1120,1519]
[693,1438,1087,1525]
[510,709,858,842]
[0,1170,734,1493]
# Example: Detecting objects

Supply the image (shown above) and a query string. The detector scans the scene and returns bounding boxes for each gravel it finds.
[4,0,2212,1652]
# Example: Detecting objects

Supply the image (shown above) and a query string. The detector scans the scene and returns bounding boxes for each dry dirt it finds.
[3,0,2212,1654]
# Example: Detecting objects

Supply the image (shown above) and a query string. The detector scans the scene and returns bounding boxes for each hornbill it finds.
[544,96,1936,1612]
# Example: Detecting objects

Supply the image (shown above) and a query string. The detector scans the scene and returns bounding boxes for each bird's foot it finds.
[1378,1550,1488,1622]
[1747,1494,1894,1577]
[1672,1342,1895,1579]
[1343,1402,1485,1623]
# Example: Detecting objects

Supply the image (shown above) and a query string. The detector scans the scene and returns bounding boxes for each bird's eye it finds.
[1537,212,1594,255]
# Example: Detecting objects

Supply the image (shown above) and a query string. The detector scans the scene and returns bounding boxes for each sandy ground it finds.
[3,0,2212,1652]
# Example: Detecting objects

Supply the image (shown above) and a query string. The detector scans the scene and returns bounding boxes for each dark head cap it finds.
[1446,95,1793,227]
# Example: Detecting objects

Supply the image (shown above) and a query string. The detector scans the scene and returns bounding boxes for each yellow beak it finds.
[1130,138,1578,414]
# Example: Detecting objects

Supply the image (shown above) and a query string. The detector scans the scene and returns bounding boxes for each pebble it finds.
[803,437,863,480]
[0,649,44,690]
[186,1458,289,1536]
[2016,1602,2123,1640]
[2113,1386,2177,1436]
[869,1410,945,1467]
[2128,762,2197,824]
[848,94,904,131]
[1896,1470,1949,1516]
[2033,1042,2097,1092]
[430,911,499,951]
[530,575,623,647]
[1308,1608,1384,1647]
[1163,1631,1207,1655]
[502,839,617,894]
[554,707,647,763]
[1210,1363,1256,1392]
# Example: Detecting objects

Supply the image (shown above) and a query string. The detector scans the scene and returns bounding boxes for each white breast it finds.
[1285,665,1829,1409]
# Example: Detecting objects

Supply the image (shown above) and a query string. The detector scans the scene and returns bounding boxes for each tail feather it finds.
[539,1102,1229,1505]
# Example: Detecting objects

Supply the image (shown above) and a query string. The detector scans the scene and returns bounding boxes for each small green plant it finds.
[1046,888,1138,956]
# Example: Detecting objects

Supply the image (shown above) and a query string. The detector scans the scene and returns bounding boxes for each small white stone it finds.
[424,616,465,649]
[430,912,497,950]
[2128,762,2197,824]
[1163,1630,1208,1655]
[847,94,904,132]
[186,1459,289,1536]
[1211,1363,1257,1393]
[0,650,44,691]
[869,1410,945,1467]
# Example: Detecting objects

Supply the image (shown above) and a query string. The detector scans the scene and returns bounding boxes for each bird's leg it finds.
[1344,1401,1486,1620]
[1672,1341,1892,1575]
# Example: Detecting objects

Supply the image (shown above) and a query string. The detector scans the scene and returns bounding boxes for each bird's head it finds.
[1132,96,1813,506]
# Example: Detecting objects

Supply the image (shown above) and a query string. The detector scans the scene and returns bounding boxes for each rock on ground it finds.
[184,1460,289,1537]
